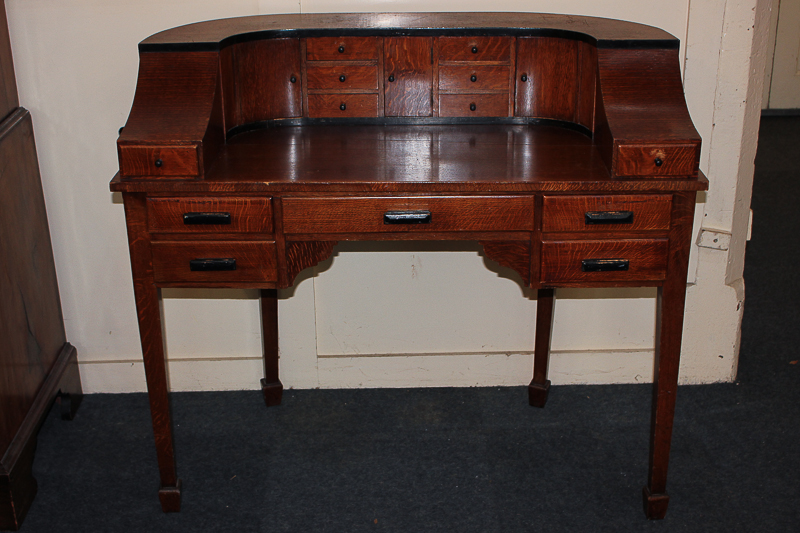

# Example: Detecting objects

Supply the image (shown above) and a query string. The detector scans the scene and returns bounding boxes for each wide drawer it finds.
[615,143,699,177]
[282,196,535,234]
[306,65,379,91]
[438,65,510,93]
[541,195,672,233]
[439,94,509,117]
[147,197,273,233]
[307,94,379,117]
[306,37,379,60]
[541,239,669,284]
[151,241,277,283]
[438,37,512,62]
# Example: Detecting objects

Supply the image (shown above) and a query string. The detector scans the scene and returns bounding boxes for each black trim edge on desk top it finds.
[140,27,679,53]
[225,116,594,141]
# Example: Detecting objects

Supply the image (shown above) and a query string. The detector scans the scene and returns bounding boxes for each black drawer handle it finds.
[383,210,432,225]
[581,259,629,272]
[584,211,634,225]
[183,212,232,225]
[189,258,237,271]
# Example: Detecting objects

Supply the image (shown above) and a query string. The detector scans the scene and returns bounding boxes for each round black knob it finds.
[290,75,297,83]
[118,126,124,135]
[521,74,528,82]
[154,159,163,168]
[471,46,478,54]
[339,102,346,111]
[654,157,663,167]
[470,74,477,82]
[339,74,346,82]
[388,75,395,82]
[338,45,345,53]
[469,103,477,111]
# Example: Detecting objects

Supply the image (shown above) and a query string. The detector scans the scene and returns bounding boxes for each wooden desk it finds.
[110,13,707,520]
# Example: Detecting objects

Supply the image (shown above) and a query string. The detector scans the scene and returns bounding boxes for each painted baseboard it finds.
[77,349,657,393]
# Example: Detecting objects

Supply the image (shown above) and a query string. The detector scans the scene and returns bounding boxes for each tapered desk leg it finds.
[529,288,555,407]
[260,289,283,406]
[643,191,695,519]
[124,193,181,512]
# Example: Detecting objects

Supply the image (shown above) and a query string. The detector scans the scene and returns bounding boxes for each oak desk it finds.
[110,12,708,520]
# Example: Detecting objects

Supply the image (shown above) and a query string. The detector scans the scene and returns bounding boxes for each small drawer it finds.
[306,37,379,60]
[541,239,669,284]
[282,196,534,234]
[307,94,379,118]
[438,37,512,62]
[438,65,510,93]
[615,143,699,177]
[118,144,200,178]
[151,241,277,283]
[307,65,379,91]
[439,94,509,117]
[147,197,273,234]
[541,195,672,233]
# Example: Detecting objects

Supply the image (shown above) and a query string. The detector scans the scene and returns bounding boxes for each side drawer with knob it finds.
[614,143,700,177]
[118,145,200,178]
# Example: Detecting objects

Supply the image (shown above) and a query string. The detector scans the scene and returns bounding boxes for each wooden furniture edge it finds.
[0,343,81,531]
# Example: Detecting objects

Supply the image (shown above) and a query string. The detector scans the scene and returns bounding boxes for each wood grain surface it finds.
[384,37,433,117]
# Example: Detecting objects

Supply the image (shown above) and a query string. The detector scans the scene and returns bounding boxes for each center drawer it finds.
[282,196,534,234]
[151,241,277,283]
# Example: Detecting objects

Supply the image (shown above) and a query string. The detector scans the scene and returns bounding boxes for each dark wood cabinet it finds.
[0,2,82,529]
[111,12,708,520]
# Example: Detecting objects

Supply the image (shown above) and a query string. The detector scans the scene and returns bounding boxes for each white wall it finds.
[5,0,768,392]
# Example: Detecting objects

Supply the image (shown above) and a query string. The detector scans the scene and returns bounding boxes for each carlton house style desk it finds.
[110,12,708,520]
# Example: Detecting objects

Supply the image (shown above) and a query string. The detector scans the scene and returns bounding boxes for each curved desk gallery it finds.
[110,12,707,519]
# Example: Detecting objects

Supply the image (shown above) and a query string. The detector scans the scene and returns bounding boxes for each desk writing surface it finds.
[112,124,706,193]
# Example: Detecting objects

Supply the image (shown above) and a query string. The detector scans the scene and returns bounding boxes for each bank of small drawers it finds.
[437,36,512,117]
[306,37,380,118]
[540,194,672,284]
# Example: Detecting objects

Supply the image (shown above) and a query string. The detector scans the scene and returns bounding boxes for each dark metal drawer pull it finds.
[581,259,629,272]
[183,212,231,225]
[189,258,237,271]
[383,210,432,224]
[584,211,634,225]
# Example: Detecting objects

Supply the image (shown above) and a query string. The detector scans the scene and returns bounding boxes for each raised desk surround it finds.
[110,12,708,520]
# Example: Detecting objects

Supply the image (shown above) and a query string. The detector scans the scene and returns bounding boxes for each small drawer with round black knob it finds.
[306,65,379,91]
[614,143,700,178]
[438,94,509,117]
[437,36,512,62]
[438,65,510,93]
[307,94,379,117]
[118,144,200,178]
[305,37,379,60]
